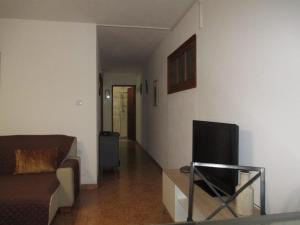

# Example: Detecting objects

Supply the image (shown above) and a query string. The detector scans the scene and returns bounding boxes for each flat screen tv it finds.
[193,120,239,197]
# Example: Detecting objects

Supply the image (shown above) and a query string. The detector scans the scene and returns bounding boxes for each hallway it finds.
[53,140,172,225]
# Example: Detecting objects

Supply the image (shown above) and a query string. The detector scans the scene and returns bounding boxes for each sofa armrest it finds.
[66,138,77,158]
[56,158,80,207]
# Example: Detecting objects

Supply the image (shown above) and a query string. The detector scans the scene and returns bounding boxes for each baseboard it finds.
[135,141,162,171]
[80,184,98,190]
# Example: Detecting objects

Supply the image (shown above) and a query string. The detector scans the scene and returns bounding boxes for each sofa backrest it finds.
[0,135,75,175]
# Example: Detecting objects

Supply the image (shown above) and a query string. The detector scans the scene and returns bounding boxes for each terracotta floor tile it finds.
[52,140,172,225]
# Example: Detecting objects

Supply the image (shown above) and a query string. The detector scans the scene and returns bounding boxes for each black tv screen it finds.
[193,120,239,196]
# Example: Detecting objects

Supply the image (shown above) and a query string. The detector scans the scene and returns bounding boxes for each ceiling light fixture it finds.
[105,89,111,99]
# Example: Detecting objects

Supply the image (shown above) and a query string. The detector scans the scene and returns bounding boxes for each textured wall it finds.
[0,19,98,184]
[142,0,300,213]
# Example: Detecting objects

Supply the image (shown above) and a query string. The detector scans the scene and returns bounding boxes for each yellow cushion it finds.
[15,148,58,174]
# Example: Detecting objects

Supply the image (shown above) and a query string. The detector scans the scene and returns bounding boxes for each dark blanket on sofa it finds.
[0,173,59,225]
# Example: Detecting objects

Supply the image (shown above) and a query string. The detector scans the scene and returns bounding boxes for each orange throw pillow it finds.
[15,148,58,174]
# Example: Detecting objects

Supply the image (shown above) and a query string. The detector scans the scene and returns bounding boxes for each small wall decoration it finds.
[139,83,143,95]
[98,73,103,96]
[153,80,158,107]
[145,80,149,94]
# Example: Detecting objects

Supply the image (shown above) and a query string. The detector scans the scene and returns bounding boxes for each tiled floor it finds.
[53,140,172,225]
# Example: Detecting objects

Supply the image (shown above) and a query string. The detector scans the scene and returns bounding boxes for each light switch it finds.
[76,99,83,106]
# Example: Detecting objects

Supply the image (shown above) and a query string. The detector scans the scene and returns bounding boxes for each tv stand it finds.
[162,169,259,222]
[194,180,226,197]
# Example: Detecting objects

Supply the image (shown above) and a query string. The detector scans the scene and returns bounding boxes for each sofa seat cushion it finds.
[0,173,59,225]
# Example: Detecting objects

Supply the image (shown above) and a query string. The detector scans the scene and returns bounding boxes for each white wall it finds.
[0,19,98,185]
[142,0,300,213]
[96,27,101,181]
[103,71,142,144]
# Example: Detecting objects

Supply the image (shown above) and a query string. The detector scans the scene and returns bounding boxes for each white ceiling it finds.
[99,26,170,70]
[0,0,196,70]
[0,0,196,27]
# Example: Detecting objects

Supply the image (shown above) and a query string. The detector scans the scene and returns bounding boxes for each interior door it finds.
[127,87,136,140]
[100,74,103,132]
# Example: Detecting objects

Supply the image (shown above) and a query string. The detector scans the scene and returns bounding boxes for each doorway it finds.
[112,85,136,140]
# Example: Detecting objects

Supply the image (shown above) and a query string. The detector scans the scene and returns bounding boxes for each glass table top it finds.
[153,212,300,225]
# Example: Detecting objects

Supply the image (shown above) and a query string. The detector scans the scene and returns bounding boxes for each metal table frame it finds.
[187,162,266,222]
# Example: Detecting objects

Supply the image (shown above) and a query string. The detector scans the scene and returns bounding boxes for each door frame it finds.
[111,85,136,139]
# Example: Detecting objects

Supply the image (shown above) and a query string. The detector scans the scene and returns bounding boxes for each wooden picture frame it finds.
[139,83,143,95]
[167,34,197,94]
[145,80,149,94]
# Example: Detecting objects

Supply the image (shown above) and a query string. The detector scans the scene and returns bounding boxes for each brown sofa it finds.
[0,135,80,225]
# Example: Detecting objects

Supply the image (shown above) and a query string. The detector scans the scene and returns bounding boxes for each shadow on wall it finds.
[284,187,300,212]
[239,130,254,165]
[239,130,263,209]
[0,52,2,86]
[77,141,96,184]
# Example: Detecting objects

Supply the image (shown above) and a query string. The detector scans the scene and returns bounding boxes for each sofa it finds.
[0,135,80,225]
